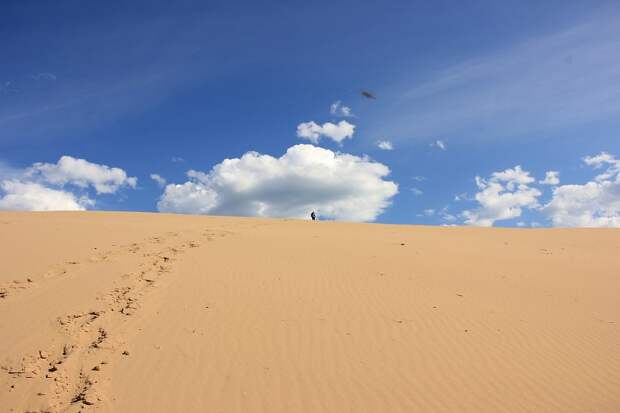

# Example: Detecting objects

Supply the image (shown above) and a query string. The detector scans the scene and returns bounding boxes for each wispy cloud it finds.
[330,101,353,117]
[368,13,620,143]
[0,81,18,95]
[430,140,446,150]
[30,73,57,81]
[0,11,263,145]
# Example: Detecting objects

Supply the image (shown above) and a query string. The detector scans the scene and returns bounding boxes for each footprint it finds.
[0,280,31,297]
[43,267,68,279]
[90,328,108,348]
[71,377,98,406]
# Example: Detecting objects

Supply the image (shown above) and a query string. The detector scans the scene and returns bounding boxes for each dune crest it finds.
[1,212,619,412]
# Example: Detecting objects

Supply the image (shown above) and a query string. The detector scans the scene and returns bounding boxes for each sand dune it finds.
[1,211,619,412]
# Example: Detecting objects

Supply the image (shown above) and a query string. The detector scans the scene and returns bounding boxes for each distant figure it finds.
[310,211,316,221]
[361,90,376,99]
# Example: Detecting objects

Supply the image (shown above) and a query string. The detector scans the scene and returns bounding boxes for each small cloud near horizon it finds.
[150,173,167,187]
[377,140,394,150]
[0,156,137,211]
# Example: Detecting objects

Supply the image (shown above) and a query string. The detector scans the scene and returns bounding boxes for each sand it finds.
[0,211,619,412]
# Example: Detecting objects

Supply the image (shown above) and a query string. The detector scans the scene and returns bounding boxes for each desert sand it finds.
[0,211,618,412]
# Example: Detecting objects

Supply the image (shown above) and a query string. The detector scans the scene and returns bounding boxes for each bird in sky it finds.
[361,90,376,99]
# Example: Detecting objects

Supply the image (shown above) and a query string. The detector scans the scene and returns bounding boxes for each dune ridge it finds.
[1,211,619,412]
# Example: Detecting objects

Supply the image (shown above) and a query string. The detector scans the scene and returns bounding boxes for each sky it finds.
[1,0,620,227]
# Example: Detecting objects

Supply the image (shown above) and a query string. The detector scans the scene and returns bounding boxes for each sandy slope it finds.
[0,212,619,412]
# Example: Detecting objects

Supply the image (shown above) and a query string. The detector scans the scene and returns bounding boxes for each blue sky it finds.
[1,0,620,226]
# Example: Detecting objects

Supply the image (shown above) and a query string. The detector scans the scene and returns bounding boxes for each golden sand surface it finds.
[1,211,618,412]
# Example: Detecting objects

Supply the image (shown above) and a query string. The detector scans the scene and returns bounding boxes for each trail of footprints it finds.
[0,252,108,300]
[0,228,226,300]
[3,228,232,412]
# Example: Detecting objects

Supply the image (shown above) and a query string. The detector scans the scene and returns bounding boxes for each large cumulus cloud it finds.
[157,144,398,221]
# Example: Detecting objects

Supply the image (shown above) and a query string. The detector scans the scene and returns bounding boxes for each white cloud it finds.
[26,156,137,194]
[296,120,355,144]
[413,176,426,182]
[421,206,456,222]
[431,140,446,150]
[583,152,620,181]
[377,140,394,150]
[442,213,457,222]
[540,170,560,185]
[411,187,423,196]
[158,144,398,221]
[439,206,457,222]
[171,156,185,163]
[543,152,620,227]
[0,180,93,211]
[0,156,135,212]
[150,173,167,187]
[330,101,353,117]
[157,181,217,214]
[454,192,472,201]
[296,122,322,144]
[462,166,541,226]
